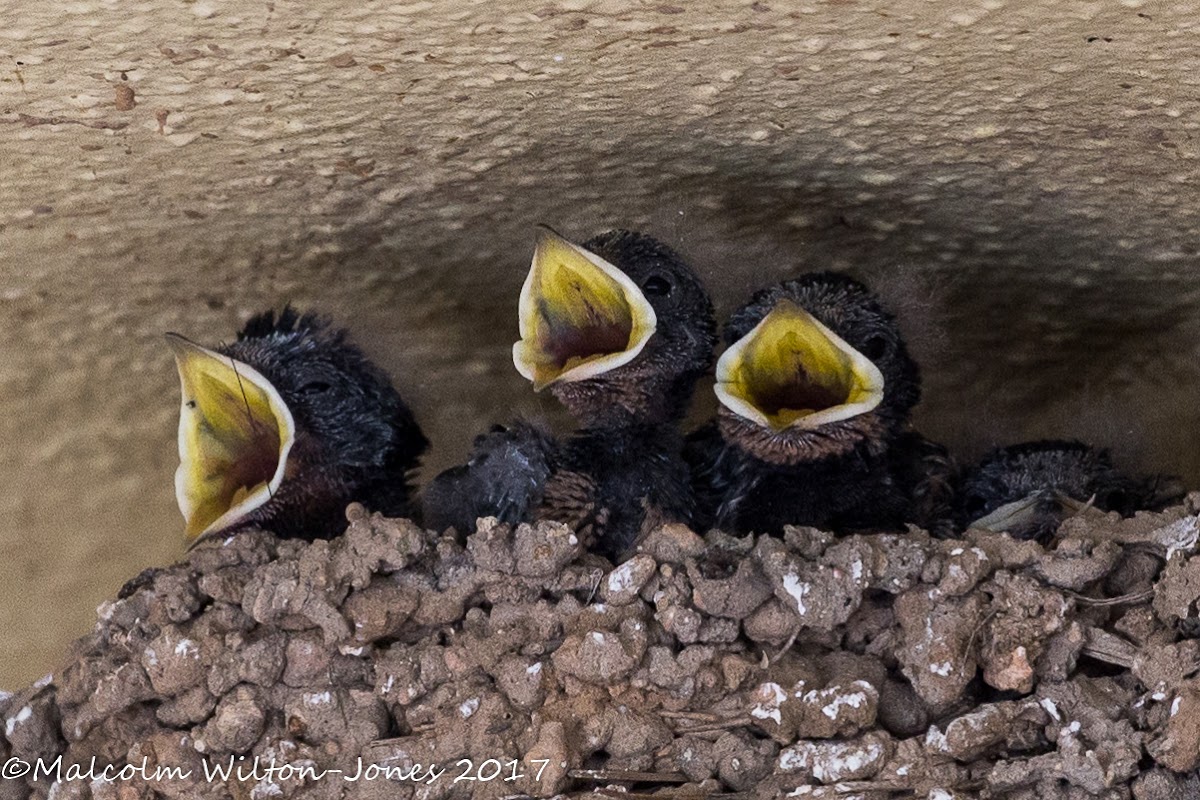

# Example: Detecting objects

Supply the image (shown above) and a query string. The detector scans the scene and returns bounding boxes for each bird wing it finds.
[535,467,600,545]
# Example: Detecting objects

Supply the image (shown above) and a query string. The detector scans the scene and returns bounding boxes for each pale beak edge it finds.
[167,334,295,547]
[714,301,886,431]
[513,228,658,390]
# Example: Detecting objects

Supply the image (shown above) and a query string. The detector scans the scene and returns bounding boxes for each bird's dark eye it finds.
[300,380,332,395]
[861,335,889,362]
[642,275,672,296]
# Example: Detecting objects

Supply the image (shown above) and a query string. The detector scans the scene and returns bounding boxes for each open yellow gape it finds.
[167,335,295,546]
[512,228,657,390]
[715,300,885,432]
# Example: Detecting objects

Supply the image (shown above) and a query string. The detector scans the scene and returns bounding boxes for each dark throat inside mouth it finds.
[750,366,846,418]
[224,424,280,505]
[539,301,631,368]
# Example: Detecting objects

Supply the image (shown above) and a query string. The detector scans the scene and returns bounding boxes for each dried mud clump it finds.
[4,499,1200,799]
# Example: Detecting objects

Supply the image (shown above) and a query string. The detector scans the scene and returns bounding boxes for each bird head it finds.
[513,227,716,426]
[713,272,920,465]
[169,308,426,546]
[956,440,1173,541]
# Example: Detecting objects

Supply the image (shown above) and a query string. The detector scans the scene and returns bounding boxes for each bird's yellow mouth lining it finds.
[167,334,295,546]
[715,300,885,431]
[512,228,657,390]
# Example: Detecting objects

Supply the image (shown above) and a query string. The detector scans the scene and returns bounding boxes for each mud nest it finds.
[6,500,1200,800]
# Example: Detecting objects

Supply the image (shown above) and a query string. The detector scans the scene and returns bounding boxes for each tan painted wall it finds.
[1,0,1198,687]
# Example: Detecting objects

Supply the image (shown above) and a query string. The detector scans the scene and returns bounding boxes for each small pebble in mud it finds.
[113,83,135,110]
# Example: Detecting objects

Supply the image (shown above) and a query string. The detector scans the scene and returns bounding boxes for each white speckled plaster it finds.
[1,0,1198,684]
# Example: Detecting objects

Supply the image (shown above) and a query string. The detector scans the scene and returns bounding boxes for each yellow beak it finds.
[167,334,295,546]
[512,227,657,390]
[714,300,885,432]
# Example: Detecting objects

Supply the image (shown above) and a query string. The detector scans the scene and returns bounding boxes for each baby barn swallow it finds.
[169,308,427,546]
[957,439,1183,541]
[423,227,717,558]
[420,419,556,536]
[689,272,951,536]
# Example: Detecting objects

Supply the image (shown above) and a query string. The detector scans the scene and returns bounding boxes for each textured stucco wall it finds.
[2,0,1199,686]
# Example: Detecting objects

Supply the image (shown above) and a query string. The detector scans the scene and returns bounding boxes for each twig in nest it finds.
[770,626,801,663]
[1069,589,1154,607]
[659,710,720,722]
[670,718,750,734]
[585,571,603,605]
[964,608,999,661]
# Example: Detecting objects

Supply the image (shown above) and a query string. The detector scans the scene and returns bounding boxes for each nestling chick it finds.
[956,439,1183,541]
[689,272,953,536]
[514,228,717,429]
[169,308,427,546]
[423,227,717,558]
[421,419,556,535]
